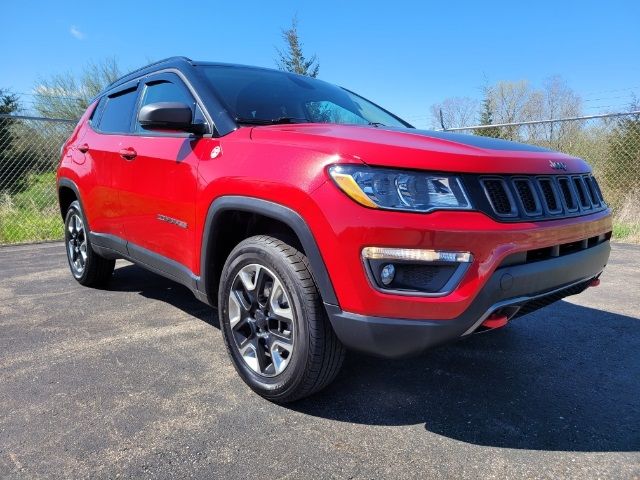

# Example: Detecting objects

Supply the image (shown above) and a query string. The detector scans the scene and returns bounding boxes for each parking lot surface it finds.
[0,242,638,478]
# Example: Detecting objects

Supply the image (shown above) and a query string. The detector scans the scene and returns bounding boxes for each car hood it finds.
[249,124,589,174]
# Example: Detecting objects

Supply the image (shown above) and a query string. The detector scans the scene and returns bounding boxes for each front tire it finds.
[218,235,345,402]
[64,200,115,287]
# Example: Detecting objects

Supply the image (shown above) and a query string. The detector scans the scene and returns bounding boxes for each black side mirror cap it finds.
[138,102,206,135]
[189,119,207,135]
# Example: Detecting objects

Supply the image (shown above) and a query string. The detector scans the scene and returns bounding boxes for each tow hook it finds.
[589,277,601,287]
[481,313,509,329]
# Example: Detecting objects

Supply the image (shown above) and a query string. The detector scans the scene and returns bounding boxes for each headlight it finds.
[328,165,472,212]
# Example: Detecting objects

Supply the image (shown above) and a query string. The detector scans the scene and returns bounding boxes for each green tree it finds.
[276,16,319,77]
[0,89,23,192]
[33,57,121,119]
[475,87,501,138]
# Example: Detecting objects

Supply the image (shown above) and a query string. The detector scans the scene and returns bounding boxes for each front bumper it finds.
[311,181,613,320]
[325,240,610,358]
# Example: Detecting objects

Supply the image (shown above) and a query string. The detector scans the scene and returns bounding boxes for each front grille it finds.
[473,174,606,221]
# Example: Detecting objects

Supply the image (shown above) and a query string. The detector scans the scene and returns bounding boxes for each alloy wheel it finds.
[228,264,295,377]
[67,213,87,275]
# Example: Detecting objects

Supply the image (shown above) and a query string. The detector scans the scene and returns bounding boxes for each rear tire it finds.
[64,200,115,287]
[218,235,345,403]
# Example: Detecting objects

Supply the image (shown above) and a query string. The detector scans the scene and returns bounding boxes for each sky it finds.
[1,0,639,128]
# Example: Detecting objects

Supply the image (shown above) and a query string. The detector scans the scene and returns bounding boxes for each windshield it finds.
[201,65,412,128]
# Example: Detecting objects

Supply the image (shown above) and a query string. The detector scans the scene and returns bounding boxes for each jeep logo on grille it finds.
[549,160,567,171]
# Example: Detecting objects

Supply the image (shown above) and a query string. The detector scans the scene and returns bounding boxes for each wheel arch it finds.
[199,196,338,308]
[57,178,86,225]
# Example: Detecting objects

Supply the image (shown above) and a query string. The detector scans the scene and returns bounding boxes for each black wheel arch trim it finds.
[57,178,89,227]
[199,196,339,307]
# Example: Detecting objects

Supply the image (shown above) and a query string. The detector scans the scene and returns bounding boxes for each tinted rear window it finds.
[98,87,138,133]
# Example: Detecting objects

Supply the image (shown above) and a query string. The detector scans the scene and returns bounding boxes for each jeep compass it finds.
[57,57,612,402]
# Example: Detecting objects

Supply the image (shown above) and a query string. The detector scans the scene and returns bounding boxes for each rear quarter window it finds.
[89,97,106,126]
[97,87,138,134]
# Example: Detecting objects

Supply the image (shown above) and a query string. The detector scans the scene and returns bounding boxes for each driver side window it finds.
[136,77,206,133]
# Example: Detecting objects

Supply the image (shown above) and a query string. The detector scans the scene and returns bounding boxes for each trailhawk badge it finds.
[549,160,567,171]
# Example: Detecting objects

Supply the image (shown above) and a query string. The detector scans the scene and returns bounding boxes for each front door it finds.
[114,73,209,274]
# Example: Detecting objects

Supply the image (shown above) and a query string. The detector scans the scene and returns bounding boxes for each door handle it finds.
[77,143,90,153]
[119,147,137,160]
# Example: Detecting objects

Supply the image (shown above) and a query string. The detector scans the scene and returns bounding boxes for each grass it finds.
[613,223,640,244]
[0,208,62,244]
[0,172,63,244]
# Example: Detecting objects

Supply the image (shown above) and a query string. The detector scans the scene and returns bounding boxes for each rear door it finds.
[86,82,140,248]
[113,72,209,273]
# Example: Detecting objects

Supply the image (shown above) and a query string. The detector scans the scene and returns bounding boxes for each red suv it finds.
[57,57,612,402]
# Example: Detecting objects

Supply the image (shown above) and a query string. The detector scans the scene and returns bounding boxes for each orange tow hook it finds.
[481,313,509,329]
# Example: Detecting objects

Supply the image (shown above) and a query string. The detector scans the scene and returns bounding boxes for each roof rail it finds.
[104,56,193,91]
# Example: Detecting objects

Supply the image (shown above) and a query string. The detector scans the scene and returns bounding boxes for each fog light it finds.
[380,264,395,286]
[361,247,473,263]
[362,246,473,295]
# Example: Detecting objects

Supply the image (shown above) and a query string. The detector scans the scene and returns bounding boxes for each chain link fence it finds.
[445,111,640,243]
[0,114,74,244]
[0,112,639,245]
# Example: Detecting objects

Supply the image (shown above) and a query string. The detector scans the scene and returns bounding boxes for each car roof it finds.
[104,56,299,92]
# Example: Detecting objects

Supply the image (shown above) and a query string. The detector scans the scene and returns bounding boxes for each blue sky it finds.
[1,0,638,127]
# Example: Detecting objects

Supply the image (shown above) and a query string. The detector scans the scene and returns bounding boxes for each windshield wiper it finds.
[235,116,308,125]
[368,122,386,127]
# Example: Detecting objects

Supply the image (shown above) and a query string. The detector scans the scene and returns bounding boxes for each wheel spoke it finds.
[254,267,272,308]
[79,243,87,263]
[231,316,251,334]
[269,278,293,321]
[238,264,259,292]
[253,338,269,373]
[238,339,259,373]
[230,289,251,326]
[270,342,291,375]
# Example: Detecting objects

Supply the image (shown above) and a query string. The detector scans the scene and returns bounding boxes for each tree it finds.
[33,57,121,119]
[486,80,535,140]
[276,16,319,77]
[475,86,501,138]
[525,76,582,148]
[429,97,478,130]
[0,89,24,192]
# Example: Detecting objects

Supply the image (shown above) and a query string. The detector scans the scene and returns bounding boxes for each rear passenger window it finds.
[98,87,138,133]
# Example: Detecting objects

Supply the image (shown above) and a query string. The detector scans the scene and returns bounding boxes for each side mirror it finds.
[138,102,206,135]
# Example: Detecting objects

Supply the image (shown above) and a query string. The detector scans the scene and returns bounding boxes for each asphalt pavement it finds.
[0,242,638,478]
